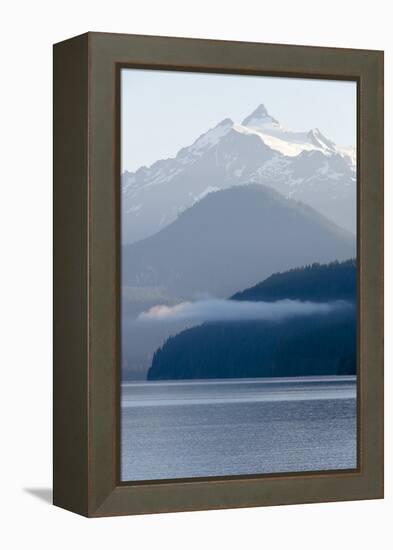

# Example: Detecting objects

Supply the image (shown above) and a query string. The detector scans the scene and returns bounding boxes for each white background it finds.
[0,1,391,548]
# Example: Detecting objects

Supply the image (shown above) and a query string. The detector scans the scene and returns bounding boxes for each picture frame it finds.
[53,32,384,517]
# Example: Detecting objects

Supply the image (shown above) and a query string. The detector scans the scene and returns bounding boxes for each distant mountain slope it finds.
[122,185,356,299]
[232,259,356,302]
[122,103,356,243]
[147,260,357,380]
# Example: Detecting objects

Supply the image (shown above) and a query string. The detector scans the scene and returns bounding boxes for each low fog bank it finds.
[137,298,353,324]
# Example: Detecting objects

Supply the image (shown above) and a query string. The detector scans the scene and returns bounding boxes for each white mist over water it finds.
[137,298,353,324]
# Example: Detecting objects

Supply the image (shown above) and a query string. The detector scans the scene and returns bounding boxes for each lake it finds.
[121,376,357,481]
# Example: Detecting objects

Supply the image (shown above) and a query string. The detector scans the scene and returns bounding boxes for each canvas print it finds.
[120,69,357,481]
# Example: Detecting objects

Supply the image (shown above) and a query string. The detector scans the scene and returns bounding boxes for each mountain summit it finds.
[241,103,280,127]
[240,105,337,155]
[122,103,356,243]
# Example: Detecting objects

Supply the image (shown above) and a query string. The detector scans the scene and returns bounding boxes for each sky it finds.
[121,68,357,173]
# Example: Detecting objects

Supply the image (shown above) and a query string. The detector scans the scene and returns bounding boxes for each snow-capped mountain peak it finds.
[239,105,338,157]
[241,103,280,129]
[307,128,337,153]
[187,118,233,156]
[121,103,356,243]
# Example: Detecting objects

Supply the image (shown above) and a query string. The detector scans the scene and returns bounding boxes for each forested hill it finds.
[147,259,357,380]
[147,312,356,380]
[231,260,356,303]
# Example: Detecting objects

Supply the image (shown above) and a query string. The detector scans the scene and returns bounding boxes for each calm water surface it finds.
[121,376,357,481]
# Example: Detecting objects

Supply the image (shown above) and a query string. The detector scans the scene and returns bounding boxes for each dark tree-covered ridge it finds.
[147,259,357,380]
[232,259,356,303]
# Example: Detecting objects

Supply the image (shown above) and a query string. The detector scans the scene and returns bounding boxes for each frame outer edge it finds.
[84,33,384,516]
[356,50,384,500]
[53,33,90,517]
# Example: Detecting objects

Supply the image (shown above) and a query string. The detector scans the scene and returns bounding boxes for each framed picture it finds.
[53,32,384,517]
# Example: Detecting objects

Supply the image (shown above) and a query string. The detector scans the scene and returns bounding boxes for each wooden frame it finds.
[53,32,384,517]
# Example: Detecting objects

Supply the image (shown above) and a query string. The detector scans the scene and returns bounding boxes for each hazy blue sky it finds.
[121,68,357,172]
